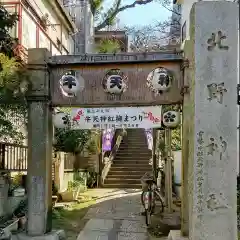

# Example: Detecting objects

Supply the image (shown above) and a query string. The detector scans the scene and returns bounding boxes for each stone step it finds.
[121,138,146,140]
[113,163,151,168]
[115,154,150,158]
[114,159,150,163]
[108,170,148,176]
[116,149,150,152]
[116,154,152,159]
[113,161,150,165]
[117,148,150,152]
[125,136,145,138]
[115,152,150,156]
[118,147,149,150]
[106,174,142,179]
[126,138,146,139]
[104,129,151,189]
[110,166,152,171]
[120,142,147,145]
[117,147,149,150]
[105,178,142,185]
[119,144,148,148]
[115,155,150,159]
[102,183,142,189]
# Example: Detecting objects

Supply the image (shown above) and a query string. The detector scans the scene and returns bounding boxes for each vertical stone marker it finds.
[187,2,238,240]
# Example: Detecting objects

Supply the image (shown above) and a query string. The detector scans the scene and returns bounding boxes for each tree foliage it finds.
[0,4,18,58]
[53,108,98,155]
[96,38,121,53]
[54,129,92,154]
[0,4,28,143]
[126,25,168,52]
[125,1,181,52]
[54,128,100,155]
[89,0,181,50]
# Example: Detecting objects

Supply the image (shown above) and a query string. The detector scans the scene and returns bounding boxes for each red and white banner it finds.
[70,106,162,129]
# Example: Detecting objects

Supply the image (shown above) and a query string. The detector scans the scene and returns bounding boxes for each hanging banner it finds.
[145,129,153,150]
[71,106,162,129]
[102,129,114,151]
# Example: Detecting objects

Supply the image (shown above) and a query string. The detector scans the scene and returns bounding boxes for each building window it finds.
[22,11,36,48]
[181,21,186,43]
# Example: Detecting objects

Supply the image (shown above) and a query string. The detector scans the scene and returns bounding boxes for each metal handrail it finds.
[101,129,126,184]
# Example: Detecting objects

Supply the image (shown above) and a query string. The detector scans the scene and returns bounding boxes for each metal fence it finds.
[0,142,28,171]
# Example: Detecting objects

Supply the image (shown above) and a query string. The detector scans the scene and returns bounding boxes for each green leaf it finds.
[0,4,28,143]
[96,39,121,53]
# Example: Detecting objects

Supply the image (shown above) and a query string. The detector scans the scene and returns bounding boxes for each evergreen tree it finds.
[0,4,18,58]
[0,4,28,143]
[96,39,121,53]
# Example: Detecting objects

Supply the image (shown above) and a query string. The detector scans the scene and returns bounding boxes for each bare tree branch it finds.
[125,12,181,53]
[125,25,170,52]
[95,0,154,31]
[157,0,181,16]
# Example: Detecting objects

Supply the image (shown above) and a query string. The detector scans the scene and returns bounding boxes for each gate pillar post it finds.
[181,2,238,240]
[26,48,53,236]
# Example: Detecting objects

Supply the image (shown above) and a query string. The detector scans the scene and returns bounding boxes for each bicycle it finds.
[141,177,164,226]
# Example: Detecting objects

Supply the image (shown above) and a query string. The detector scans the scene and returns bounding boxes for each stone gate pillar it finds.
[182,2,238,240]
[26,48,53,236]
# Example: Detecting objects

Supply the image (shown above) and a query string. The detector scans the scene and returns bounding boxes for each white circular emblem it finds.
[102,69,128,94]
[147,67,173,95]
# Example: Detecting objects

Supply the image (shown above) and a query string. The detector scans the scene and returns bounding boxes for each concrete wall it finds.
[64,152,99,172]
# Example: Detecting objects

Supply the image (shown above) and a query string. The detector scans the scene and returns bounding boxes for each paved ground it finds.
[77,189,151,240]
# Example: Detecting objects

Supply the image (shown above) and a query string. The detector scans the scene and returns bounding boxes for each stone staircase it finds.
[103,129,152,189]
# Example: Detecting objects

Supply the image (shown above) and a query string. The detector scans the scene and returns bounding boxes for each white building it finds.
[174,0,238,49]
[1,0,77,59]
[0,0,77,145]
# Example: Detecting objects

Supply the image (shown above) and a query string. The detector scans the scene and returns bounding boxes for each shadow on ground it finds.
[53,189,180,240]
[52,200,95,240]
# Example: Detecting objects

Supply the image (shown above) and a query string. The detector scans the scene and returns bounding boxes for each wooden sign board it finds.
[50,53,183,107]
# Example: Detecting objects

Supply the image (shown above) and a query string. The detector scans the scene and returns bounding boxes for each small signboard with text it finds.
[71,106,162,129]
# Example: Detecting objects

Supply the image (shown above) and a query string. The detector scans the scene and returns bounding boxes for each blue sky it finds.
[119,1,172,26]
[103,0,172,27]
